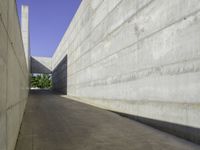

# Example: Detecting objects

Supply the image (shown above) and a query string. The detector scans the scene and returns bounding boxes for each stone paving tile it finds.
[15,90,200,150]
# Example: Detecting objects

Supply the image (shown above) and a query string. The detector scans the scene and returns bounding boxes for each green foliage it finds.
[31,74,52,89]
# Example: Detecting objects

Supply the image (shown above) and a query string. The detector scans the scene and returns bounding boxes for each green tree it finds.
[31,74,52,89]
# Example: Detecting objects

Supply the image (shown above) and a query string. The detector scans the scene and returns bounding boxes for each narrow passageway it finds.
[15,90,200,150]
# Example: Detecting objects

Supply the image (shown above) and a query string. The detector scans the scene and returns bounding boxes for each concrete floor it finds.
[15,90,200,150]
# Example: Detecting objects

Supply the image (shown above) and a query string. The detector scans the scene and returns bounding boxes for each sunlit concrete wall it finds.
[53,0,200,135]
[21,5,30,69]
[0,1,29,150]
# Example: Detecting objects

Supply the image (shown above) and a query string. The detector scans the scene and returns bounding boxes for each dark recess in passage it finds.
[52,55,68,94]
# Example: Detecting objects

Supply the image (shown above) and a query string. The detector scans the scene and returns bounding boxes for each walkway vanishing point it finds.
[15,90,200,150]
[1,1,200,150]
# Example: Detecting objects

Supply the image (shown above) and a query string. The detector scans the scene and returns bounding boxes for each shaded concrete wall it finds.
[52,56,67,94]
[53,0,200,135]
[31,56,52,74]
[0,1,29,150]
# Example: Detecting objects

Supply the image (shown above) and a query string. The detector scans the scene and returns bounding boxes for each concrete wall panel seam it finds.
[67,8,200,77]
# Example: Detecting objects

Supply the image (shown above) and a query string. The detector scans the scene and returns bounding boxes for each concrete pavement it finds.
[15,90,200,150]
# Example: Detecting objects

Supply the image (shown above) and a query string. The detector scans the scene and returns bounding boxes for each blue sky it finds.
[17,0,81,57]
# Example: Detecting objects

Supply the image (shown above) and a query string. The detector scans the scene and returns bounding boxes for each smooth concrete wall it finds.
[0,1,29,150]
[52,56,67,94]
[21,5,30,69]
[31,56,52,74]
[53,0,200,133]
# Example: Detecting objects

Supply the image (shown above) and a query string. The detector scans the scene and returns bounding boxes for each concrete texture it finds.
[52,55,67,94]
[0,2,29,150]
[31,56,52,74]
[21,5,30,69]
[15,90,200,150]
[117,112,200,144]
[51,0,200,141]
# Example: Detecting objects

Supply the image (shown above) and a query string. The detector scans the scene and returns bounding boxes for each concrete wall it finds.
[52,56,67,94]
[31,56,52,74]
[0,1,29,150]
[21,5,30,69]
[53,0,200,139]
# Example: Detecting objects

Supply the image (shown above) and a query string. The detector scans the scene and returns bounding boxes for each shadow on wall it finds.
[31,57,52,74]
[52,55,68,95]
[113,111,200,145]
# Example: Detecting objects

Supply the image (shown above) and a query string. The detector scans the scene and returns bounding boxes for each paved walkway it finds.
[15,90,200,150]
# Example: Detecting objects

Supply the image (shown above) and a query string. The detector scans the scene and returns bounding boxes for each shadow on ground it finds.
[15,90,200,150]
